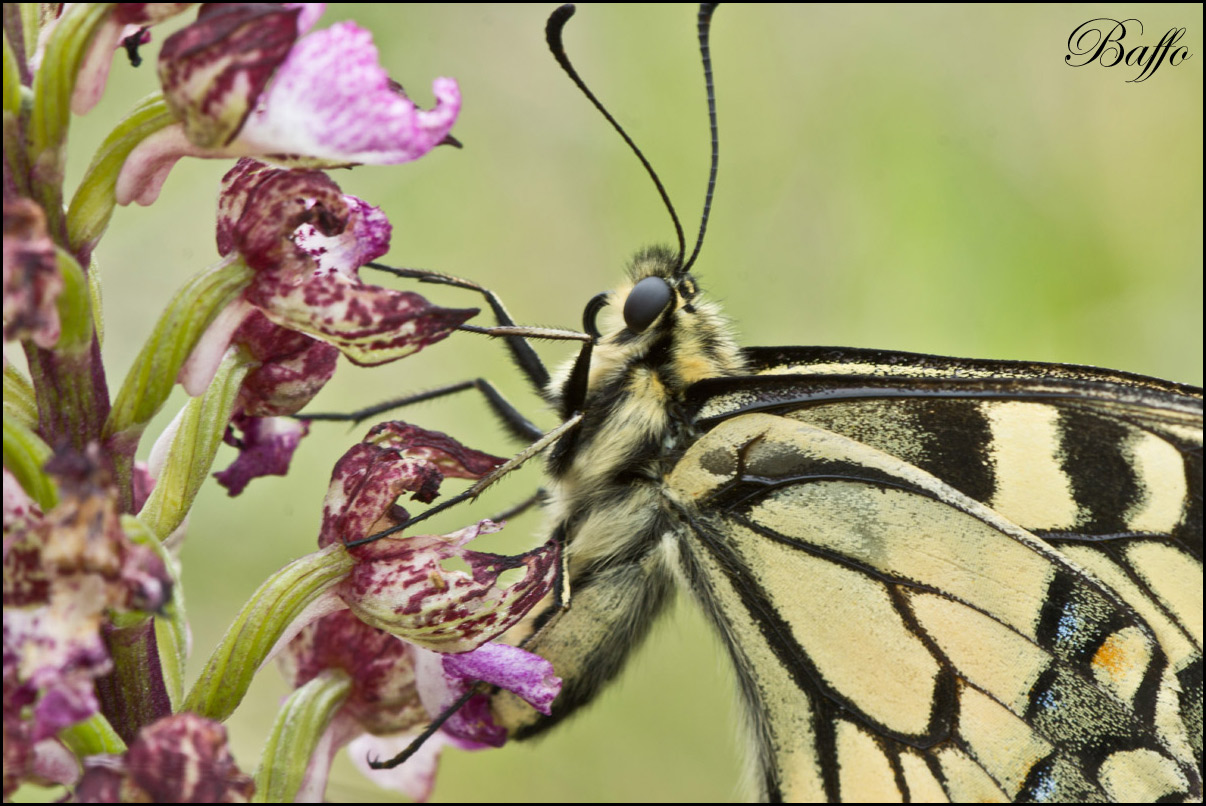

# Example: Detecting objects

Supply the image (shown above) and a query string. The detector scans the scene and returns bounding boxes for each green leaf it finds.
[2,416,57,511]
[3,365,38,429]
[53,246,93,354]
[138,352,253,540]
[104,259,253,450]
[26,3,115,230]
[253,669,352,803]
[183,544,355,722]
[67,94,176,255]
[59,713,127,758]
[2,31,21,117]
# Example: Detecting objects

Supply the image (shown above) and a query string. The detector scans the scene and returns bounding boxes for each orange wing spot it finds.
[1092,632,1133,678]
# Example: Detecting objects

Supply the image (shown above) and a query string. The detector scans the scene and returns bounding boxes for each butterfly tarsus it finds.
[368,688,480,770]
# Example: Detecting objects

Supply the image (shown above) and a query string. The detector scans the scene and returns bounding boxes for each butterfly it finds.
[294,4,1206,801]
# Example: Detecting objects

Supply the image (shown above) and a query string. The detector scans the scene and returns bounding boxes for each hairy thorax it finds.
[542,252,747,571]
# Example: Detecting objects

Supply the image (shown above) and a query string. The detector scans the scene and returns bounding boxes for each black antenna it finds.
[546,5,686,265]
[680,3,720,276]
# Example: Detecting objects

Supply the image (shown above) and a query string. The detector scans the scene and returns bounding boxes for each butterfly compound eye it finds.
[623,276,674,333]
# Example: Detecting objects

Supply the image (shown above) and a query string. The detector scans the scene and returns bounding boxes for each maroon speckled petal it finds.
[158,5,302,148]
[319,442,442,548]
[217,160,348,272]
[213,414,309,497]
[363,422,504,481]
[250,270,476,366]
[124,713,254,802]
[340,522,559,652]
[319,423,504,548]
[279,610,426,736]
[231,311,340,417]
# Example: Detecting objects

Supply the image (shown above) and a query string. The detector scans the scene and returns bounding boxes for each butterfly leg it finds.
[301,378,543,443]
[365,262,550,391]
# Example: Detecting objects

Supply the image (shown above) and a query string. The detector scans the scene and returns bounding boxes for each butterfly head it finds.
[583,246,694,339]
[567,246,742,408]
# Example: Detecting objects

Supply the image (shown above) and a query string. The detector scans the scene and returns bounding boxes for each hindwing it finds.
[668,347,1203,802]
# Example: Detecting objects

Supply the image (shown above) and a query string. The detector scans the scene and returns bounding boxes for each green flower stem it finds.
[26,3,114,239]
[67,94,176,259]
[58,713,127,758]
[99,512,186,743]
[20,248,106,460]
[139,351,253,540]
[95,616,173,744]
[253,669,353,803]
[2,32,30,199]
[2,415,57,512]
[103,258,253,496]
[21,337,113,495]
[183,544,355,723]
[121,515,188,708]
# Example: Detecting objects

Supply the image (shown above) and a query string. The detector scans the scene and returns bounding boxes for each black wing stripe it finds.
[688,373,1193,428]
[912,400,996,505]
[687,512,953,747]
[769,398,998,507]
[1176,658,1204,764]
[738,345,1203,398]
[1058,408,1142,534]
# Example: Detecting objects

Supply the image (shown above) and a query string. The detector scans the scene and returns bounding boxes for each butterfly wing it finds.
[670,348,1202,802]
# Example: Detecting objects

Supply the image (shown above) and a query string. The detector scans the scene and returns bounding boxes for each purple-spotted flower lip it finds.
[179,160,476,397]
[323,421,559,650]
[119,6,461,206]
[343,643,560,801]
[318,421,505,551]
[280,611,561,802]
[213,413,310,496]
[182,159,475,497]
[315,420,558,653]
[415,642,560,743]
[271,423,562,801]
[340,521,559,654]
[234,21,461,164]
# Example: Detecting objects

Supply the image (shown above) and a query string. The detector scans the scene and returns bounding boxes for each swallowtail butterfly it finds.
[307,4,1203,801]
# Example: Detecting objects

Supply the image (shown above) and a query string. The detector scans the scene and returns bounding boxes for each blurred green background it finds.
[46,3,1203,802]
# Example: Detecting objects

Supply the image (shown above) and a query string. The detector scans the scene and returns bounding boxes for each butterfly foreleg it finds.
[365,262,551,391]
[301,377,543,443]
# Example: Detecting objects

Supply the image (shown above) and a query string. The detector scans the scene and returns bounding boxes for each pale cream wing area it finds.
[666,412,1201,803]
